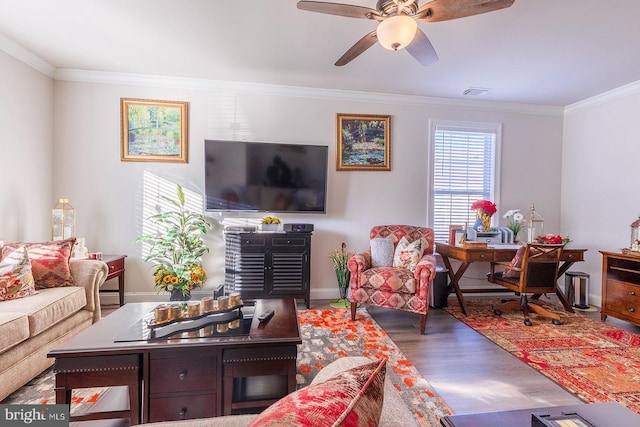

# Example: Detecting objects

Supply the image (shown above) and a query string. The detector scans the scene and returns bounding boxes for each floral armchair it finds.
[348,225,437,334]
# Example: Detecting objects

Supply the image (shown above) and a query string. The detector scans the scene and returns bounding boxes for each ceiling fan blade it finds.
[417,0,515,22]
[335,30,378,66]
[406,28,438,66]
[297,1,381,20]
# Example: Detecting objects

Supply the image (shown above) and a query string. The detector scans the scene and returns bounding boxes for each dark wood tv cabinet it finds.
[48,299,301,424]
[225,231,311,308]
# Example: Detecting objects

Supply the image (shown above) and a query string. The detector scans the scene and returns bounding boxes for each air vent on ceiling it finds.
[463,87,490,96]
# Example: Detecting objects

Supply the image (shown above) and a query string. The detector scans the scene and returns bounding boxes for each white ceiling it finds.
[1,0,639,107]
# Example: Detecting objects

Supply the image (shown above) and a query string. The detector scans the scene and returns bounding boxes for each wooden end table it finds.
[100,255,127,306]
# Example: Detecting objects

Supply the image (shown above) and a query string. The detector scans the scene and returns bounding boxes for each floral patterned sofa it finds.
[0,239,108,400]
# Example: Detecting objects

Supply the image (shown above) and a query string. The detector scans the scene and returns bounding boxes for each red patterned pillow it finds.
[0,246,37,300]
[248,359,386,427]
[1,238,76,288]
[503,246,525,278]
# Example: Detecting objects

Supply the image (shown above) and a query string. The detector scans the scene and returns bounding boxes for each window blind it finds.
[432,126,497,242]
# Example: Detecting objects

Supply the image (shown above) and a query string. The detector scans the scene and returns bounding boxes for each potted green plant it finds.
[134,184,211,300]
[329,242,354,308]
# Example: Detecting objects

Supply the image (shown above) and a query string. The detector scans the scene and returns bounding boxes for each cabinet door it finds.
[269,236,309,295]
[225,234,267,297]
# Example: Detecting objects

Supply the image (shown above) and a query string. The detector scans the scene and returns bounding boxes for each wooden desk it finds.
[435,243,586,316]
[100,255,126,306]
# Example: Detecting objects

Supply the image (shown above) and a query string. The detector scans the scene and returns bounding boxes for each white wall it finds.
[562,87,640,307]
[0,51,54,241]
[51,74,565,303]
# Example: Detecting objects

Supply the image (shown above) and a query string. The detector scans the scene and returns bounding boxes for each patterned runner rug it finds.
[445,298,640,414]
[3,307,451,426]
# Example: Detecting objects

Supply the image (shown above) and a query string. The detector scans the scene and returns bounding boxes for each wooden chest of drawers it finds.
[148,349,219,422]
[600,251,640,326]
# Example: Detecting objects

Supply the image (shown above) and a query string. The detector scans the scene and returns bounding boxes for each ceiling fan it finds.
[297,0,515,66]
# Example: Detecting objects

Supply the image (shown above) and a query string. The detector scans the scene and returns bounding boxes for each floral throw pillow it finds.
[0,245,37,301]
[247,359,386,427]
[392,236,422,272]
[370,237,394,268]
[503,246,526,278]
[1,238,76,288]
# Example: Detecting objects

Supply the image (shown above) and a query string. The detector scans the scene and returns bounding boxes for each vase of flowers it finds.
[471,200,497,232]
[261,216,281,232]
[503,209,525,242]
[329,242,354,308]
[134,184,211,300]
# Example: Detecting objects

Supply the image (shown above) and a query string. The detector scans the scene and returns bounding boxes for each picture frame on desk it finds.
[449,225,463,245]
[454,229,466,247]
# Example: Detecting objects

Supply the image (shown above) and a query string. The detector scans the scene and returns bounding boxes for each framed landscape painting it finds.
[336,113,390,171]
[120,98,189,163]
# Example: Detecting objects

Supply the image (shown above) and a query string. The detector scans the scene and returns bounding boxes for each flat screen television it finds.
[204,140,328,213]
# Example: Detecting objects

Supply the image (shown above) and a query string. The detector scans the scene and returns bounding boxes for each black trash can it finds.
[565,271,590,309]
[429,265,449,308]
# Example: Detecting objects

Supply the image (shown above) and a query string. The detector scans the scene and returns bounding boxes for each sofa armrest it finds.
[70,259,109,323]
[415,254,437,283]
[347,252,371,289]
[414,254,437,300]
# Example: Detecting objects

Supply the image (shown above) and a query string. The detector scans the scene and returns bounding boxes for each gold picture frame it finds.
[120,98,189,163]
[336,113,390,171]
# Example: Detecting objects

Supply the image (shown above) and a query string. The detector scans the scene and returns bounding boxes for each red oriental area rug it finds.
[445,298,640,414]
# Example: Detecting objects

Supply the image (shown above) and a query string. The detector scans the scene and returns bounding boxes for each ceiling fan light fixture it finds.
[376,15,417,51]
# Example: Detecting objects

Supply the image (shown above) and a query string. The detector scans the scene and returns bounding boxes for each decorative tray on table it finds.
[147,304,245,339]
[114,303,253,343]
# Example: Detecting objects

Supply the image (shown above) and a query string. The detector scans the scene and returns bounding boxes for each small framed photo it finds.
[449,225,463,245]
[454,229,466,247]
[120,98,189,163]
[336,113,390,171]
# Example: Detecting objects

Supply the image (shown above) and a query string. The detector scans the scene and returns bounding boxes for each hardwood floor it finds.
[367,302,583,415]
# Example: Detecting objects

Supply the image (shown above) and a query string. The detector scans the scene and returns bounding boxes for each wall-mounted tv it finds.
[204,140,328,213]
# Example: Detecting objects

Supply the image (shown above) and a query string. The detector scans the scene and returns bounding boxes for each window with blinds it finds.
[429,121,501,242]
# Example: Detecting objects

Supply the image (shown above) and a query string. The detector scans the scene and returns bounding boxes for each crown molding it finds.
[0,33,55,78]
[565,80,640,114]
[55,68,564,116]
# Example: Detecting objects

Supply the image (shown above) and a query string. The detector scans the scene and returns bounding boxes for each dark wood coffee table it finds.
[48,298,301,425]
[440,402,640,427]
